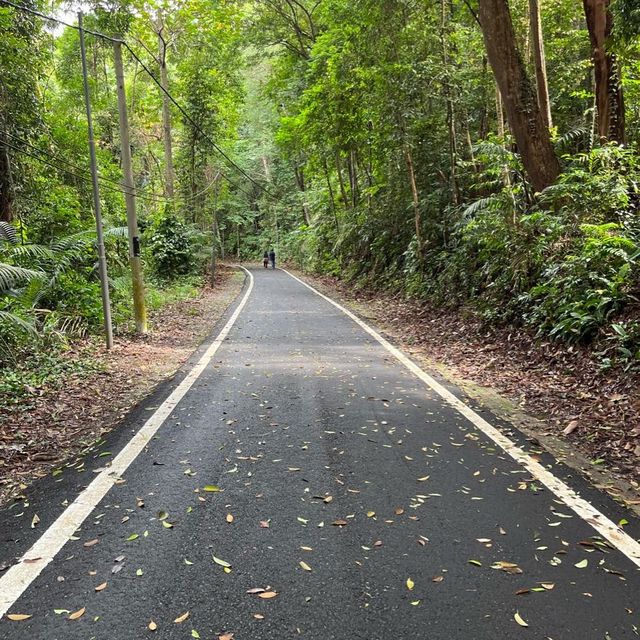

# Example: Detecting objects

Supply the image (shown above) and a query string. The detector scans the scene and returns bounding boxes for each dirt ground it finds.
[293,270,640,506]
[0,266,245,506]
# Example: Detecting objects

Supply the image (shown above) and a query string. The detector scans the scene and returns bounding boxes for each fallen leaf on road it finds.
[260,520,270,528]
[6,614,32,621]
[492,561,522,575]
[575,559,588,568]
[299,561,312,571]
[226,514,234,523]
[253,613,265,620]
[203,485,221,493]
[69,607,85,620]
[31,514,40,528]
[246,588,266,594]
[406,578,414,590]
[174,612,189,623]
[258,591,278,599]
[367,511,376,518]
[148,620,157,631]
[432,575,444,583]
[94,582,107,592]
[468,560,482,567]
[514,612,528,627]
[332,519,348,526]
[218,634,234,640]
[212,556,231,568]
[417,476,430,482]
[84,539,99,548]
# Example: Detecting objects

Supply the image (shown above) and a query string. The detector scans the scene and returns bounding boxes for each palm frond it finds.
[104,226,129,238]
[463,196,502,218]
[0,309,38,336]
[0,222,19,246]
[0,262,43,292]
[10,244,57,262]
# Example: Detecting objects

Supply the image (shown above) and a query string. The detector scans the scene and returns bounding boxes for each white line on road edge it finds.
[0,268,254,618]
[282,268,640,569]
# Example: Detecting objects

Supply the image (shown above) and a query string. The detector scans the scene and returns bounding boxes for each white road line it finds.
[282,268,640,569]
[0,268,254,618]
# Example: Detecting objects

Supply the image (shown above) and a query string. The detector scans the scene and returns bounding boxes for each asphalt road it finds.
[1,267,639,640]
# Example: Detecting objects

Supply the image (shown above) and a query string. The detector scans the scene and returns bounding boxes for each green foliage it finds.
[147,211,208,280]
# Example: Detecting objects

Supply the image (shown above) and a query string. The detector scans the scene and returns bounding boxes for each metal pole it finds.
[79,12,113,349]
[113,36,147,334]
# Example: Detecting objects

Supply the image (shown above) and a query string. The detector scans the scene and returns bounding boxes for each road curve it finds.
[0,267,639,639]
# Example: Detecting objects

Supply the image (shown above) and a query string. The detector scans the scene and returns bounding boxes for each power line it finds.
[123,43,277,200]
[0,0,278,201]
[3,129,228,206]
[1,137,177,205]
[2,130,171,202]
[0,0,121,42]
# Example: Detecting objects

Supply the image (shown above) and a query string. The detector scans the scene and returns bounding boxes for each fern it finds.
[0,222,19,246]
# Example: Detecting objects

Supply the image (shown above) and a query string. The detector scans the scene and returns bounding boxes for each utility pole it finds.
[113,37,147,334]
[79,12,113,349]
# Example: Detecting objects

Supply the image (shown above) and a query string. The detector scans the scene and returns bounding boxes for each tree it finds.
[583,0,625,143]
[477,0,560,191]
[529,0,553,130]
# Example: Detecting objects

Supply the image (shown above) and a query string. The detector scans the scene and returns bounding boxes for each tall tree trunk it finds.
[441,0,459,205]
[583,0,625,143]
[478,0,560,192]
[495,83,505,138]
[157,20,175,197]
[335,151,350,210]
[322,157,340,233]
[293,163,311,225]
[529,0,553,130]
[0,139,14,223]
[403,145,423,261]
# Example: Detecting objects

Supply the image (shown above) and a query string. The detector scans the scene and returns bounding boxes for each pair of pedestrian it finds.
[262,249,276,270]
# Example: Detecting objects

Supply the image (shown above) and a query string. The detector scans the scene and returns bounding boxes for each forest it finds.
[1,0,640,375]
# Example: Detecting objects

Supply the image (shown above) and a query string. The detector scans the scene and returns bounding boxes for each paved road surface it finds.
[1,267,639,639]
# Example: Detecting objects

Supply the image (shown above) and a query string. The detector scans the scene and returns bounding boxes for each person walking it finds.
[263,251,269,269]
[269,248,276,270]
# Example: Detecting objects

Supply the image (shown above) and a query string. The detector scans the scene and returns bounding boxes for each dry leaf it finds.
[148,620,158,631]
[299,561,312,572]
[253,614,265,620]
[432,575,444,583]
[69,607,85,620]
[94,582,107,592]
[6,614,32,621]
[174,611,190,623]
[84,539,99,548]
[226,514,234,523]
[563,420,579,436]
[218,634,234,640]
[31,514,40,528]
[406,577,415,590]
[332,519,348,526]
[394,507,404,515]
[514,612,528,627]
[259,520,270,528]
[258,591,278,599]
